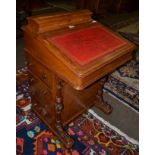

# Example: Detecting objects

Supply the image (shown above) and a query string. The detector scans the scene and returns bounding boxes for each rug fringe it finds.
[88,109,139,145]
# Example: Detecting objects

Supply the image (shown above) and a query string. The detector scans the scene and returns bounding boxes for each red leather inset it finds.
[48,25,127,66]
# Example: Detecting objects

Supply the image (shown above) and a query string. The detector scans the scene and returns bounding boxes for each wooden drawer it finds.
[28,72,55,122]
[26,53,53,89]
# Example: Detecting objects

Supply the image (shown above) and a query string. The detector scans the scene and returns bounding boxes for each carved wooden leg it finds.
[95,76,113,114]
[54,78,74,148]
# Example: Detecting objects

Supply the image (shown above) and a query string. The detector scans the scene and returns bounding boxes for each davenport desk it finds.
[22,10,136,148]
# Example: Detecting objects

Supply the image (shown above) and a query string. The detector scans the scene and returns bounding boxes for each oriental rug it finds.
[16,68,139,155]
[103,59,139,112]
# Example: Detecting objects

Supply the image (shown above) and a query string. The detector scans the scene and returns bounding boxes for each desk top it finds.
[48,25,127,66]
[23,10,136,90]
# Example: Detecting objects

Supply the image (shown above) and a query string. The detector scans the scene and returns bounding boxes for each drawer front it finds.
[28,72,55,118]
[27,53,53,89]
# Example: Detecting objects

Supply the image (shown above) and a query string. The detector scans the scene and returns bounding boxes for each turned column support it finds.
[54,77,74,148]
[95,76,113,114]
[55,79,64,129]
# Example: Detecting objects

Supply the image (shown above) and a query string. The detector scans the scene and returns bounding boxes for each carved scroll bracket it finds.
[95,76,113,114]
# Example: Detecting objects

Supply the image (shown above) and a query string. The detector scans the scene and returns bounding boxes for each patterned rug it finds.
[103,59,139,112]
[16,68,139,155]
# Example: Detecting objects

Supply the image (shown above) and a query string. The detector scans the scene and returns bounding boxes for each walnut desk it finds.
[22,10,136,148]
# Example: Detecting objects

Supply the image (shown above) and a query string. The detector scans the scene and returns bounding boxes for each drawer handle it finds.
[33,103,37,106]
[43,90,48,95]
[29,77,35,83]
[26,61,33,67]
[41,73,47,80]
